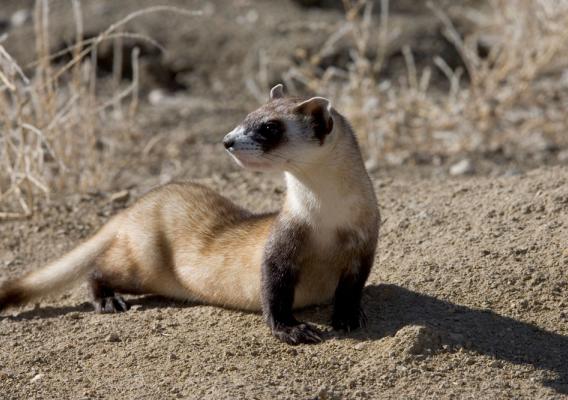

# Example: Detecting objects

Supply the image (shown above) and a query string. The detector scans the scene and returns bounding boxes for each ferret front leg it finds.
[331,254,373,332]
[261,258,322,345]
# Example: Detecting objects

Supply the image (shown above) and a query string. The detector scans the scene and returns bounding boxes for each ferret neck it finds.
[282,138,373,223]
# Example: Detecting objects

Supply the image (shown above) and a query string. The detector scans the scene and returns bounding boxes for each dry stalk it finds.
[0,2,202,220]
[279,0,568,165]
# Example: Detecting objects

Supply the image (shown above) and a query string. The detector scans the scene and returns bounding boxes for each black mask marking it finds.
[252,120,285,152]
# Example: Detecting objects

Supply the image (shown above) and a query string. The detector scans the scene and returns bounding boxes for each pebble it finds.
[557,149,568,162]
[105,333,121,343]
[316,385,331,400]
[66,312,82,320]
[30,373,44,383]
[354,343,366,351]
[449,159,475,176]
[11,9,31,27]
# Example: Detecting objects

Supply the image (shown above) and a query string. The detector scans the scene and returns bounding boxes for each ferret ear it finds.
[269,84,285,100]
[294,97,334,143]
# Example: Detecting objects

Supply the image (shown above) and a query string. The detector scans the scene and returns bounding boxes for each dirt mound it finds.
[1,166,566,399]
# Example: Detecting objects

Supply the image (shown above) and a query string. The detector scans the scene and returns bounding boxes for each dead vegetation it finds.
[0,0,200,219]
[1,0,567,217]
[282,0,568,167]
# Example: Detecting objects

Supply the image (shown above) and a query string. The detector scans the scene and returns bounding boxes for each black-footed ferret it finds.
[0,84,380,345]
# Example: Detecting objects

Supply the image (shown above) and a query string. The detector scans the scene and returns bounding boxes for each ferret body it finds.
[0,85,380,344]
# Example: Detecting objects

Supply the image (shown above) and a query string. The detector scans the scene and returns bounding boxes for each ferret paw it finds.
[93,295,130,313]
[331,308,367,332]
[271,322,323,345]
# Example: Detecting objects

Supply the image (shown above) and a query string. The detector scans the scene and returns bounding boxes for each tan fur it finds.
[0,95,379,316]
[92,183,275,310]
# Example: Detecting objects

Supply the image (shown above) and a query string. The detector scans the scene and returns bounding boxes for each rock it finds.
[392,325,445,356]
[502,168,523,177]
[558,150,568,163]
[316,385,331,400]
[30,373,44,383]
[65,312,82,320]
[11,9,31,28]
[105,333,121,343]
[449,159,475,176]
[365,157,379,173]
[354,342,366,351]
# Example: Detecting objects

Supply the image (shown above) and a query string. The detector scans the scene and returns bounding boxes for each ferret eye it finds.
[258,121,282,138]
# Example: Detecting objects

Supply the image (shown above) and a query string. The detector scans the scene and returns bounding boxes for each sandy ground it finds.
[1,165,567,399]
[1,1,567,399]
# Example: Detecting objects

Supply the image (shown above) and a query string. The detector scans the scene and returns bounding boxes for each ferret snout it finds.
[223,135,235,150]
[223,126,245,152]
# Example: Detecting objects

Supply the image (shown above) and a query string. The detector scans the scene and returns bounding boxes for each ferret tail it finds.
[0,218,119,312]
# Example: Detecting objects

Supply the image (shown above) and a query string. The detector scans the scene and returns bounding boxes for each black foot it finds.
[332,308,367,332]
[93,294,130,313]
[271,322,323,345]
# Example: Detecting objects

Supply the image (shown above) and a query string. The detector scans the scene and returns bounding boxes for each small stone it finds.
[66,312,82,320]
[449,159,475,176]
[354,342,365,351]
[169,353,178,361]
[11,9,31,27]
[558,150,568,162]
[148,89,166,105]
[30,373,44,383]
[105,333,121,343]
[365,158,379,173]
[316,386,331,400]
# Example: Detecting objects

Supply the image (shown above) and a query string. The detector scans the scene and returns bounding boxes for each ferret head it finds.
[223,84,336,171]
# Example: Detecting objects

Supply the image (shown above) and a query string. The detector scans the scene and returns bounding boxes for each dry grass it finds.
[282,0,568,167]
[2,1,566,218]
[0,1,201,220]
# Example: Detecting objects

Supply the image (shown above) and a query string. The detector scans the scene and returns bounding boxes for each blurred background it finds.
[1,0,567,215]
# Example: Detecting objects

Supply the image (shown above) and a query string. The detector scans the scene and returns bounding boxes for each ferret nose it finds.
[223,136,235,150]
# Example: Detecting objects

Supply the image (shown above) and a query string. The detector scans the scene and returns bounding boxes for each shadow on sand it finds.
[2,295,194,321]
[352,284,567,394]
[3,284,567,393]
